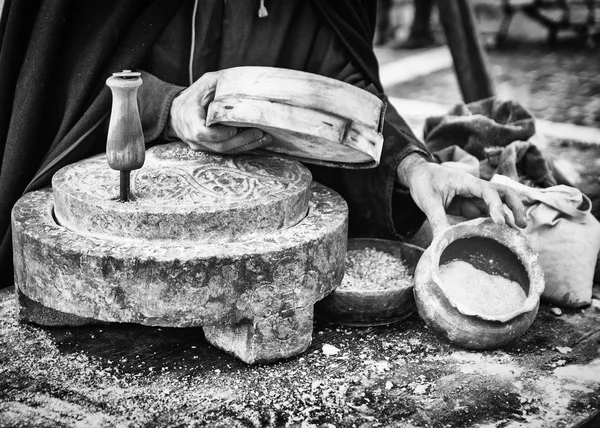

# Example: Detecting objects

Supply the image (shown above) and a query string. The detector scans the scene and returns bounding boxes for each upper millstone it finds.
[52,142,312,243]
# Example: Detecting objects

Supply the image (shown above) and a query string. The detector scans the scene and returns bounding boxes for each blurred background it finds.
[374,0,600,128]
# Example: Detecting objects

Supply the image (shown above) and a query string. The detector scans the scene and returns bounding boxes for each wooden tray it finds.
[205,67,385,169]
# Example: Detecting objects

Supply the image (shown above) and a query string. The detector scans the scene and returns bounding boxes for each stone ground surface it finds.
[2,4,600,427]
[385,42,600,128]
[1,286,599,428]
[382,1,600,128]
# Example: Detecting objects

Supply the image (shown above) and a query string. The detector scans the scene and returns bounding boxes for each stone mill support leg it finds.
[203,306,315,365]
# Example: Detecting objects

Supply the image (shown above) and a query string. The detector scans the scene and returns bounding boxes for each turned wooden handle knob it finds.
[106,70,145,172]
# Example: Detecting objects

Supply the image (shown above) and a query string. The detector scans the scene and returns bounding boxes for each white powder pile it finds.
[438,260,527,317]
[338,247,413,291]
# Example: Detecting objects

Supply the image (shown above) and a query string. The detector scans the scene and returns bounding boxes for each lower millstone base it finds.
[12,183,348,364]
[17,288,103,327]
[17,290,315,364]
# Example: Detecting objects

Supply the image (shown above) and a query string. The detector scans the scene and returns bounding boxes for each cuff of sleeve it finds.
[384,143,430,239]
[137,70,184,143]
[393,147,432,195]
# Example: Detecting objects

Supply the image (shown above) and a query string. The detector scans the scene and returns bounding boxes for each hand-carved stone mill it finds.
[11,68,385,364]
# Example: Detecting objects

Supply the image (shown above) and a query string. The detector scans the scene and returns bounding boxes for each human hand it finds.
[397,153,528,236]
[166,71,272,153]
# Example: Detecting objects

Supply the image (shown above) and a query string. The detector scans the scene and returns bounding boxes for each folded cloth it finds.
[432,146,480,178]
[424,97,535,159]
[480,141,557,188]
[424,97,557,187]
[492,175,600,308]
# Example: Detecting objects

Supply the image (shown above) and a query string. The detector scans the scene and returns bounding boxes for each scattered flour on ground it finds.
[450,351,523,378]
[554,358,600,383]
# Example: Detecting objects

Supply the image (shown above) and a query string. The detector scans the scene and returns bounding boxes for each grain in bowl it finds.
[315,239,424,327]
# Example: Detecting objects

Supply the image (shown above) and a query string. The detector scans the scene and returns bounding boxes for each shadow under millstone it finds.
[45,323,247,376]
[41,308,428,378]
[42,299,587,377]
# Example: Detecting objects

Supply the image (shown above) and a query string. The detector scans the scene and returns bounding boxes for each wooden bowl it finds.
[413,218,545,350]
[315,239,425,327]
[205,66,385,168]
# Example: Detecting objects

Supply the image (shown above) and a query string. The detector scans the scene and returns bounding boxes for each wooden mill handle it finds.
[106,71,145,172]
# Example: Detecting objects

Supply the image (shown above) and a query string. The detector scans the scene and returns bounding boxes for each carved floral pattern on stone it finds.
[55,145,309,206]
[270,313,300,341]
[149,143,213,161]
[133,168,194,202]
[191,167,288,200]
[69,158,120,200]
[233,255,324,343]
[234,156,303,183]
[295,271,319,309]
[248,284,279,318]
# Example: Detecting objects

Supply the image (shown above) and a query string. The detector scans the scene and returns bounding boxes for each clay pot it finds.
[414,218,545,350]
[315,238,424,327]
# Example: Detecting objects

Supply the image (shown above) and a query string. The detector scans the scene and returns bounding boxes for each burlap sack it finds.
[431,145,480,178]
[492,175,600,308]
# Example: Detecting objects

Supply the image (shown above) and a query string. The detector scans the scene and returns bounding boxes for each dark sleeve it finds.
[301,1,431,239]
[297,0,430,240]
[0,0,185,287]
[307,59,430,240]
[137,70,183,142]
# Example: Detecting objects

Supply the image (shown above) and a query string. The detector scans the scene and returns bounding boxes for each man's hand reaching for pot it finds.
[397,153,528,236]
[165,71,272,154]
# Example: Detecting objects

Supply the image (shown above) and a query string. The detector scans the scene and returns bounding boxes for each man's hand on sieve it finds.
[166,71,272,154]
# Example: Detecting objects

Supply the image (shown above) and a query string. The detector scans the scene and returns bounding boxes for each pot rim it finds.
[333,281,415,296]
[347,238,425,253]
[427,218,545,323]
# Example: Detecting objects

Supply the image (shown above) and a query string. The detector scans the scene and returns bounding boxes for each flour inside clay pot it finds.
[438,260,527,317]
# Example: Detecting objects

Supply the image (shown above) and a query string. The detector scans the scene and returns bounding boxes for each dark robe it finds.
[0,0,428,288]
